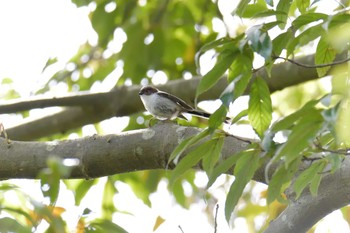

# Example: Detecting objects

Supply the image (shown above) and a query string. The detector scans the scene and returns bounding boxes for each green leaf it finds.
[196,37,236,67]
[209,105,228,130]
[30,201,66,232]
[248,77,272,138]
[196,50,236,98]
[91,2,119,48]
[0,217,31,233]
[231,109,248,125]
[207,144,256,188]
[233,73,252,100]
[331,66,350,96]
[252,10,286,18]
[315,36,336,77]
[246,25,273,59]
[327,14,350,30]
[75,180,97,205]
[274,111,323,166]
[168,128,210,166]
[102,178,117,220]
[271,99,319,132]
[64,179,97,206]
[276,0,293,29]
[287,24,325,56]
[235,0,251,17]
[0,207,36,226]
[227,52,253,100]
[267,157,301,204]
[241,3,268,18]
[0,183,18,191]
[292,12,327,29]
[169,139,220,185]
[309,169,323,196]
[202,137,225,176]
[296,0,309,13]
[172,179,187,207]
[326,154,344,174]
[39,157,72,205]
[294,160,326,198]
[228,53,252,82]
[87,219,128,233]
[336,99,350,145]
[225,148,261,222]
[261,129,275,152]
[272,29,293,56]
[220,81,236,107]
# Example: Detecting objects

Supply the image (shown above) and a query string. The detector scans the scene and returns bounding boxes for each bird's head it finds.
[139,86,159,96]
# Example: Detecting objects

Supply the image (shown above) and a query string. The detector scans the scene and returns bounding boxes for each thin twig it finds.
[272,56,350,69]
[0,123,10,144]
[314,140,350,155]
[178,225,184,233]
[302,155,324,162]
[214,204,219,233]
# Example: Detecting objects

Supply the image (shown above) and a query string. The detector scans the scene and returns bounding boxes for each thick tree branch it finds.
[2,122,350,233]
[0,123,251,180]
[264,158,350,233]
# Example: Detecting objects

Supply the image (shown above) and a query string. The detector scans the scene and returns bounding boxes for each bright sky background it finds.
[0,0,349,232]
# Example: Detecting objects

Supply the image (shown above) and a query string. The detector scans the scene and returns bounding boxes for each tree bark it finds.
[0,123,250,180]
[1,122,350,232]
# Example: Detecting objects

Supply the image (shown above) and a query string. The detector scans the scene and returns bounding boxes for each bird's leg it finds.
[0,123,10,144]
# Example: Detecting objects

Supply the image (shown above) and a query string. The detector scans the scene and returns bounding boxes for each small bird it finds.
[139,85,229,122]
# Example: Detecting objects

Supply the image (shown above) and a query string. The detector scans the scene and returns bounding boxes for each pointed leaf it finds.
[246,25,273,59]
[196,38,235,68]
[241,3,268,18]
[207,144,256,188]
[294,160,326,198]
[75,180,97,205]
[170,139,220,185]
[309,168,323,196]
[292,12,327,29]
[231,109,248,125]
[274,112,323,166]
[0,217,31,233]
[276,0,293,29]
[272,29,293,56]
[248,77,272,138]
[202,137,225,176]
[168,128,210,166]
[102,178,117,220]
[296,0,310,13]
[87,219,128,233]
[196,50,236,98]
[267,157,301,204]
[209,105,228,130]
[235,0,251,16]
[271,99,319,132]
[225,148,261,222]
[315,36,336,77]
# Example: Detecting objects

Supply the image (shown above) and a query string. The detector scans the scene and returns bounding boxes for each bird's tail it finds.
[186,110,231,124]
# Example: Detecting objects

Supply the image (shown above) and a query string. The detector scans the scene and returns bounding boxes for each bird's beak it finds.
[138,91,142,95]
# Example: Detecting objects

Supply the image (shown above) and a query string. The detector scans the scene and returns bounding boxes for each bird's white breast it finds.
[140,93,180,120]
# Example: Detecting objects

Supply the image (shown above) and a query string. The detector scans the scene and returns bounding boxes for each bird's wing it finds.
[157,91,194,111]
